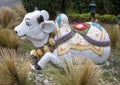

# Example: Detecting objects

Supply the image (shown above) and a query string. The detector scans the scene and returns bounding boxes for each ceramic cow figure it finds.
[14,10,111,70]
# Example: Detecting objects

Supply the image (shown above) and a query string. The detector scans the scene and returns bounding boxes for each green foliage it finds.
[95,13,101,19]
[100,14,116,23]
[79,13,90,21]
[71,0,90,13]
[68,13,90,22]
[116,15,120,24]
[71,0,119,15]
[93,0,114,14]
[17,41,34,54]
[21,0,119,17]
[111,0,120,15]
[21,0,72,19]
[68,13,116,23]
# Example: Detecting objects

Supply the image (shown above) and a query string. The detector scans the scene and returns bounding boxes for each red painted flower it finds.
[72,23,88,31]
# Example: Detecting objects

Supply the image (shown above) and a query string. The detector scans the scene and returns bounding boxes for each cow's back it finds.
[55,14,111,64]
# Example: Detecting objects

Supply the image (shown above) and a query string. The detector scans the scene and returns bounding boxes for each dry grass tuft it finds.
[0,29,22,50]
[0,7,14,28]
[42,57,103,85]
[102,24,120,48]
[12,4,26,18]
[0,5,26,29]
[0,48,32,85]
[102,24,120,55]
[0,6,26,50]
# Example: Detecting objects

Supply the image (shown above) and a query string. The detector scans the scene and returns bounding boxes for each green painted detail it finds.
[71,23,90,35]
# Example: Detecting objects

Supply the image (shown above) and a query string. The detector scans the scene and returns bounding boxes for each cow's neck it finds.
[30,35,49,48]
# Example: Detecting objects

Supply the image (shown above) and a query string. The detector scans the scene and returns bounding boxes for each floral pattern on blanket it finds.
[56,22,106,56]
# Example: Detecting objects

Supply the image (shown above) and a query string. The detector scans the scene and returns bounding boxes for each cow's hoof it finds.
[31,64,42,71]
[35,64,42,70]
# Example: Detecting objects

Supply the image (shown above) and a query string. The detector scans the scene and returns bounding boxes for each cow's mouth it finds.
[19,34,27,38]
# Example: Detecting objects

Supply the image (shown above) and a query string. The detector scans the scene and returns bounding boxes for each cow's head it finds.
[14,10,55,47]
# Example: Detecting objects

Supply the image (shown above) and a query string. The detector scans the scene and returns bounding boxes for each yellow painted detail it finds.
[49,38,56,46]
[56,22,106,56]
[32,49,43,58]
[43,45,50,52]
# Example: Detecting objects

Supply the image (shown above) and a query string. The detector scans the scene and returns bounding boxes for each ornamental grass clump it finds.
[12,4,26,18]
[103,24,120,48]
[0,7,14,28]
[0,6,26,29]
[0,48,32,85]
[42,57,103,85]
[0,29,22,50]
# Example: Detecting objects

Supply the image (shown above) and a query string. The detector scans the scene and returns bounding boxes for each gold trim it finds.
[70,44,103,56]
[58,44,70,56]
[57,22,106,56]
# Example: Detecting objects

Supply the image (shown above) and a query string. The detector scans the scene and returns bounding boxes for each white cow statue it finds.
[14,10,111,70]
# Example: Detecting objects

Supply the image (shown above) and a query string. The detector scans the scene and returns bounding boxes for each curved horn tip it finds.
[34,7,38,11]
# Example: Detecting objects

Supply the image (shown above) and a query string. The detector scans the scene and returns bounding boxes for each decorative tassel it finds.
[49,37,56,46]
[43,45,50,52]
[31,49,43,58]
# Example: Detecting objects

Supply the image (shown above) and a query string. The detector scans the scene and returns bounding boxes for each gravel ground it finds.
[102,54,120,83]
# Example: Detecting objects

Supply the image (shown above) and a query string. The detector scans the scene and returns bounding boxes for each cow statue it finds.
[14,10,111,70]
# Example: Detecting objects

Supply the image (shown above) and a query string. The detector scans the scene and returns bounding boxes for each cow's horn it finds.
[34,7,38,11]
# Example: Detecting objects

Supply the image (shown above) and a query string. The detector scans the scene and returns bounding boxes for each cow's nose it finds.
[14,30,18,34]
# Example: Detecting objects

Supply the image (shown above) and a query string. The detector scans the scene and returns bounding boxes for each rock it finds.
[43,79,49,85]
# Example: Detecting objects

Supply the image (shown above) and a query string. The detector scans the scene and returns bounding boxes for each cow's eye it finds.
[26,21,32,26]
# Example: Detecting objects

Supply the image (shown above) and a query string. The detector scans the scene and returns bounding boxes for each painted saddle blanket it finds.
[56,22,110,56]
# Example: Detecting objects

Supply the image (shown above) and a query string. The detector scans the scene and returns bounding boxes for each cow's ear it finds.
[37,15,44,24]
[42,21,55,33]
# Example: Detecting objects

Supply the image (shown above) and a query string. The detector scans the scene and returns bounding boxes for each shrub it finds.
[115,15,120,29]
[68,13,90,23]
[42,57,103,85]
[100,14,116,23]
[116,15,120,24]
[79,13,90,21]
[68,13,81,23]
[0,29,22,50]
[0,48,32,85]
[68,13,116,23]
[95,13,101,20]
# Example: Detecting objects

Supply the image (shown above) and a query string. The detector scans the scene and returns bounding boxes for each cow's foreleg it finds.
[36,52,61,69]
